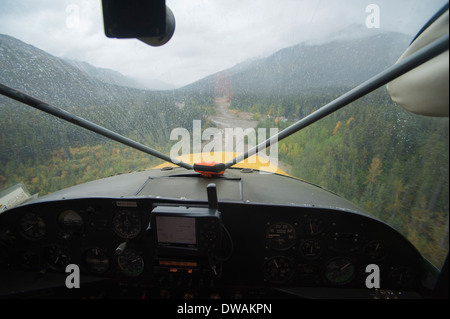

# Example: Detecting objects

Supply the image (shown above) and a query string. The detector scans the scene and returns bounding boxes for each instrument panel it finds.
[0,197,425,299]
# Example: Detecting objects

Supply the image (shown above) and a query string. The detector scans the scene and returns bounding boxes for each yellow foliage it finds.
[333,121,341,135]
[366,157,383,185]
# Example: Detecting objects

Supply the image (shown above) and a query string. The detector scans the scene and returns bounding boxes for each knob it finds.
[115,242,127,255]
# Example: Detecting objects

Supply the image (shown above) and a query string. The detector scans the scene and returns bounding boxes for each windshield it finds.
[0,0,448,270]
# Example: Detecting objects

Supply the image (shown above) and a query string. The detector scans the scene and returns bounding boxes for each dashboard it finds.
[0,196,427,299]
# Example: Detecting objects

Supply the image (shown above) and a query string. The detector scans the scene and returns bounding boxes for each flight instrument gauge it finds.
[266,222,297,251]
[363,240,387,261]
[304,217,325,235]
[19,212,46,240]
[58,209,84,233]
[83,248,110,274]
[117,249,144,277]
[112,210,142,239]
[300,239,322,260]
[324,257,355,285]
[263,256,294,283]
[44,245,71,271]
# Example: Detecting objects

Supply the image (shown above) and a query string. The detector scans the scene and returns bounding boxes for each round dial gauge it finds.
[83,248,110,274]
[304,217,324,235]
[263,256,294,283]
[19,212,46,240]
[363,240,387,261]
[117,249,144,277]
[112,210,142,239]
[324,257,355,285]
[45,245,71,271]
[300,239,322,260]
[58,210,84,232]
[266,222,296,251]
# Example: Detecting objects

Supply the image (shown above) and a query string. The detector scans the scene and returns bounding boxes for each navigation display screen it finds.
[156,216,196,245]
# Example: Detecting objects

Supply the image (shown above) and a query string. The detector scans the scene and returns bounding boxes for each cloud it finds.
[0,0,447,87]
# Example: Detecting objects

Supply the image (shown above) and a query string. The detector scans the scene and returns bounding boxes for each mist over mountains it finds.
[1,27,412,104]
[0,33,145,108]
[182,30,411,96]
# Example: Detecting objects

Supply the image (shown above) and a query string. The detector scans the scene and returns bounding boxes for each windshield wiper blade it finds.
[225,33,449,169]
[0,84,194,170]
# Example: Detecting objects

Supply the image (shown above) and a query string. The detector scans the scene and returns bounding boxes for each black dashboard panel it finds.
[0,197,425,299]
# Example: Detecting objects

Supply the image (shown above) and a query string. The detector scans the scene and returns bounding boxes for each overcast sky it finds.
[0,0,447,88]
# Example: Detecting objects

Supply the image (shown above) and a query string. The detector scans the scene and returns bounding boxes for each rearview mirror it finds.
[101,0,175,47]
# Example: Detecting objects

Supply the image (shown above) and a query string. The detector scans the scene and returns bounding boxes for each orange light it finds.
[159,260,198,267]
[170,268,178,273]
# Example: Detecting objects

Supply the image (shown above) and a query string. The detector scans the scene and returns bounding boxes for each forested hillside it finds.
[230,88,449,268]
[0,34,214,195]
[0,88,213,195]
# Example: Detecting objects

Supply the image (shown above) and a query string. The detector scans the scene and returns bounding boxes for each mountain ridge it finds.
[181,31,411,96]
[64,58,177,91]
[1,29,412,101]
[0,33,174,98]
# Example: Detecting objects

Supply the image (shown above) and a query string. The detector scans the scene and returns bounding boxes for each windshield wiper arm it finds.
[225,33,449,169]
[0,84,194,170]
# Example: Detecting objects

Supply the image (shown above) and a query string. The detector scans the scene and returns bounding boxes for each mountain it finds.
[64,58,177,91]
[0,33,201,164]
[0,33,142,108]
[182,31,411,96]
[64,58,147,89]
[0,33,173,108]
[305,23,384,45]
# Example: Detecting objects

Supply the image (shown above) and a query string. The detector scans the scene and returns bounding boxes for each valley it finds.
[208,96,292,174]
[0,30,448,269]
